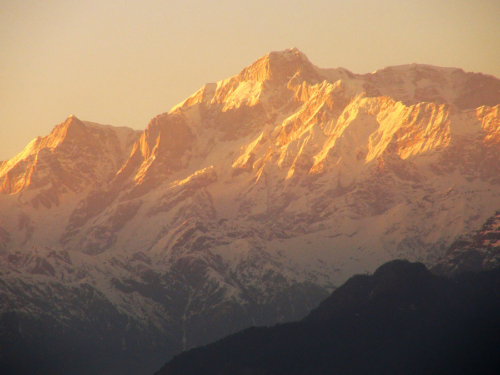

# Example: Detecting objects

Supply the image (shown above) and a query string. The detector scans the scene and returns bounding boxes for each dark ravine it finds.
[156,260,500,375]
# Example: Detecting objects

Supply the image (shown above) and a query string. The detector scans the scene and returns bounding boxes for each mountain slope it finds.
[432,210,500,276]
[0,116,140,256]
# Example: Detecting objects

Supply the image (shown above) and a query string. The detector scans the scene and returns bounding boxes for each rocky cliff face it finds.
[1,48,500,374]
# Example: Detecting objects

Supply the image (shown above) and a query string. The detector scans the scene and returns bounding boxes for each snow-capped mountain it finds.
[1,48,500,374]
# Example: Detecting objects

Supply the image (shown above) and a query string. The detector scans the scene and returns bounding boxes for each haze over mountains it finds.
[1,48,500,374]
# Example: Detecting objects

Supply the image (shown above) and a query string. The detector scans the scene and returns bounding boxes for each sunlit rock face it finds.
[0,115,140,205]
[1,48,500,374]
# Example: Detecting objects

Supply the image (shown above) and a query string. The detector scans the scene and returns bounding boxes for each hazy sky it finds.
[1,0,499,161]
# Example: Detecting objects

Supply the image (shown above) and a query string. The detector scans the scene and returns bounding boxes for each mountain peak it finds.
[62,113,83,127]
[0,115,140,198]
[236,48,318,84]
[270,47,306,60]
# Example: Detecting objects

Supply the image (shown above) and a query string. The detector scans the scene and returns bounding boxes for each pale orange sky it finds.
[1,0,499,161]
